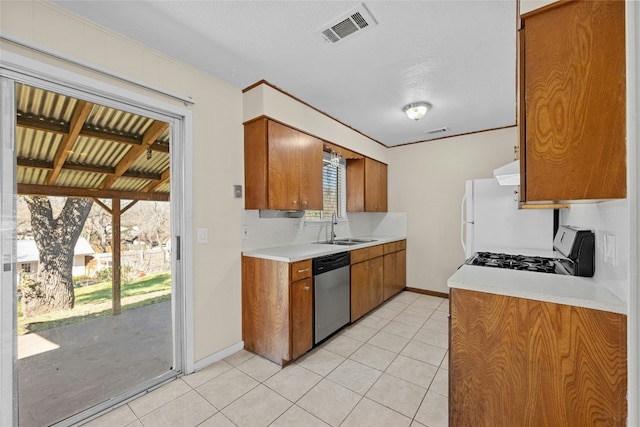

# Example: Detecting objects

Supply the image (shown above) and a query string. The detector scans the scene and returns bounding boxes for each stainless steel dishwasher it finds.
[313,251,351,344]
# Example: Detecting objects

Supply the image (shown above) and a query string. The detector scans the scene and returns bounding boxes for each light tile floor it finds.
[86,291,449,427]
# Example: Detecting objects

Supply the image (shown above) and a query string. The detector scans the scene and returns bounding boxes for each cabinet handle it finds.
[298,268,310,273]
[304,286,310,291]
[292,200,298,205]
[302,200,307,206]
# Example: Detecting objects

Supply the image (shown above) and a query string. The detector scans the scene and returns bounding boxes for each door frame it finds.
[0,49,194,426]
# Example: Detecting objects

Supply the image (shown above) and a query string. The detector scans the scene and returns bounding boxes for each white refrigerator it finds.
[461,178,554,259]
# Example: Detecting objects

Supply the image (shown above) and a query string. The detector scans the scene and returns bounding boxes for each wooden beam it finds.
[16,115,169,153]
[17,157,162,181]
[92,198,112,215]
[18,183,170,202]
[120,200,139,215]
[46,100,93,185]
[112,198,121,315]
[100,120,169,190]
[16,115,69,134]
[143,167,170,193]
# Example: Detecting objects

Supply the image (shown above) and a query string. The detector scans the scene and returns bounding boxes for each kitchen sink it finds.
[314,238,377,246]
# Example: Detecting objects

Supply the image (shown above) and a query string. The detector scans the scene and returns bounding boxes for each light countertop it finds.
[448,264,626,314]
[242,235,406,262]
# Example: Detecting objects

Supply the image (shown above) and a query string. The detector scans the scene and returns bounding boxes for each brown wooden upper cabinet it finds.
[520,0,626,203]
[347,157,388,212]
[244,118,323,210]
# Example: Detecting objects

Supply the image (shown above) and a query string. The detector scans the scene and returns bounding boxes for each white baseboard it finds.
[192,341,245,373]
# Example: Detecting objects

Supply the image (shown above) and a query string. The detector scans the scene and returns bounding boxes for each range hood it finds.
[493,160,520,186]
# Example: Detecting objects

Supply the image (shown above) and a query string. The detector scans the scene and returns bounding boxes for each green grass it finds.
[18,272,171,335]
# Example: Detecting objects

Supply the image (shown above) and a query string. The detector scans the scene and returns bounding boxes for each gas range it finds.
[465,226,596,277]
[466,252,560,274]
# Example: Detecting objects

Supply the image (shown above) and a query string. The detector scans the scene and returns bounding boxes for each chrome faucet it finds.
[330,211,338,243]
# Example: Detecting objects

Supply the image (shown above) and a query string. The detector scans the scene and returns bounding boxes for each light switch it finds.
[197,227,208,244]
[234,185,243,198]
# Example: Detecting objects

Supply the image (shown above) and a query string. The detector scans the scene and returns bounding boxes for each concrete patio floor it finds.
[18,301,173,427]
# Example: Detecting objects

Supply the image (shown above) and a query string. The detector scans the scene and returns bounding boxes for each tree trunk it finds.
[22,196,93,317]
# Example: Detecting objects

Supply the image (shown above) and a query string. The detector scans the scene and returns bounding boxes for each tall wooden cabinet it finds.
[347,157,388,212]
[244,118,323,210]
[242,257,313,365]
[520,0,626,203]
[450,288,627,426]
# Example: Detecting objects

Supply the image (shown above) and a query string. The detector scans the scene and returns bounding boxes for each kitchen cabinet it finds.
[449,288,627,426]
[346,157,388,212]
[350,244,384,322]
[244,118,323,210]
[383,240,406,301]
[242,256,313,365]
[519,0,626,203]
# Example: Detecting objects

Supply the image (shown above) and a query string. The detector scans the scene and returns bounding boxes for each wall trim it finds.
[405,287,450,299]
[193,342,244,372]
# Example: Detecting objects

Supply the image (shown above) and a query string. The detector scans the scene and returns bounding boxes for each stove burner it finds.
[467,252,559,274]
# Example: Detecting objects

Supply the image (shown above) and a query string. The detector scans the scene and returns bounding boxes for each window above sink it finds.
[305,151,346,222]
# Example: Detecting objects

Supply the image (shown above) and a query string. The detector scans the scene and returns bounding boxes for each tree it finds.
[21,196,93,317]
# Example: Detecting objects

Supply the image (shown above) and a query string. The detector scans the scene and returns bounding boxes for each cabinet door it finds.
[450,288,627,426]
[297,132,323,210]
[368,256,384,309]
[350,261,370,322]
[364,158,388,212]
[396,249,406,290]
[268,121,301,209]
[522,0,625,202]
[290,278,313,360]
[384,250,406,300]
[383,252,397,301]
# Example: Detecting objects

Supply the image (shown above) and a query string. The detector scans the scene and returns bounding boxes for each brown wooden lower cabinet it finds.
[290,277,313,360]
[351,245,384,322]
[383,240,406,300]
[449,288,627,426]
[242,239,407,364]
[242,256,313,365]
[350,258,383,321]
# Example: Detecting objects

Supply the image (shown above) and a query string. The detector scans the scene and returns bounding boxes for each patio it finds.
[18,301,172,427]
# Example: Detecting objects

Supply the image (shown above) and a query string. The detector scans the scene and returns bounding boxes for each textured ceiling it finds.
[54,1,517,147]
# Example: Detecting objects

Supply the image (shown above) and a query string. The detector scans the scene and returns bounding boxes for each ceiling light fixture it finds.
[403,102,431,121]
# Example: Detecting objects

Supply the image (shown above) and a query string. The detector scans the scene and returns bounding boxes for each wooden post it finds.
[112,198,121,315]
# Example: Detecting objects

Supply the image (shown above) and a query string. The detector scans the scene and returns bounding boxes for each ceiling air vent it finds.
[317,3,378,44]
[426,127,449,135]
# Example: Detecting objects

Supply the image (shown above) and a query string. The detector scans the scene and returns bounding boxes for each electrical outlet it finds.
[604,233,616,266]
[241,226,249,239]
[197,227,208,244]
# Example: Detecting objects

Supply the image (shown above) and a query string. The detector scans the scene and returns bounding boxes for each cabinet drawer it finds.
[383,240,406,254]
[383,242,397,255]
[291,259,312,281]
[351,244,384,263]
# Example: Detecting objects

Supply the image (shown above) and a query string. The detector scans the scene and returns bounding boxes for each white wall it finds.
[1,1,244,362]
[241,210,407,251]
[243,84,388,164]
[387,127,517,294]
[560,201,629,306]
